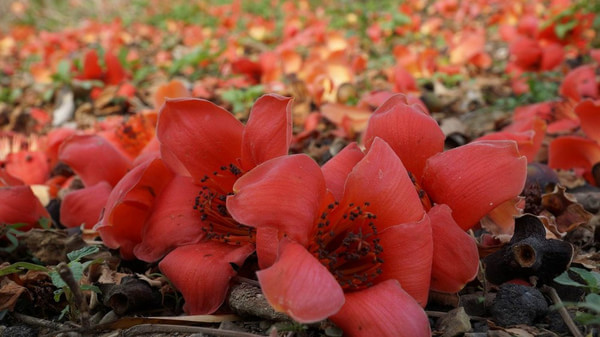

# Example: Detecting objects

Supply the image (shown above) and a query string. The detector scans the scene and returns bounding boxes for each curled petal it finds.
[159,242,254,314]
[59,134,132,187]
[575,100,600,144]
[95,158,174,259]
[330,280,430,337]
[134,175,204,262]
[477,118,546,162]
[257,239,344,323]
[227,155,326,246]
[0,185,50,232]
[157,98,243,190]
[423,140,527,230]
[363,94,444,178]
[428,205,479,293]
[241,94,293,170]
[60,182,112,229]
[480,197,525,236]
[321,142,364,201]
[343,138,425,230]
[377,215,433,306]
[549,136,600,183]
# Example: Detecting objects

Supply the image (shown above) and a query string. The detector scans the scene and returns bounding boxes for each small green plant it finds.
[221,84,265,115]
[0,245,103,320]
[0,218,51,253]
[554,267,600,325]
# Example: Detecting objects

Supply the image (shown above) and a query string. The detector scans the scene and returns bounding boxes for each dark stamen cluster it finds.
[193,167,255,245]
[310,202,384,291]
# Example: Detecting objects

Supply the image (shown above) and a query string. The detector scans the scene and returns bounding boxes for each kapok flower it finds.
[363,94,527,291]
[549,100,600,185]
[227,138,431,336]
[96,94,293,314]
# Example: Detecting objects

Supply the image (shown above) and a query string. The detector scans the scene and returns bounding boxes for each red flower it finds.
[0,185,50,233]
[549,100,600,185]
[96,94,292,314]
[227,139,431,336]
[362,94,527,291]
[58,134,132,229]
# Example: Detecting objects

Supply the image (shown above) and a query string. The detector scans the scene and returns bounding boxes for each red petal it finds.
[422,141,527,230]
[363,94,444,179]
[81,50,102,80]
[575,100,600,143]
[560,65,599,102]
[509,37,542,69]
[540,43,564,71]
[159,242,254,314]
[256,227,279,269]
[257,239,344,323]
[343,138,425,231]
[0,170,24,187]
[477,118,546,162]
[227,155,325,246]
[59,134,132,187]
[133,175,204,262]
[4,151,49,185]
[377,215,433,306]
[60,182,112,229]
[549,136,600,183]
[104,51,128,85]
[0,185,50,231]
[153,80,190,109]
[240,94,293,170]
[428,204,479,293]
[157,98,243,190]
[321,142,364,201]
[95,158,174,259]
[330,280,430,337]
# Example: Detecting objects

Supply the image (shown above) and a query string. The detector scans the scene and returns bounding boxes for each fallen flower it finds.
[227,138,431,336]
[362,94,527,291]
[96,94,293,314]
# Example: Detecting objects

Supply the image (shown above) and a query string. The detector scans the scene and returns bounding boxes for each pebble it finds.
[491,283,548,326]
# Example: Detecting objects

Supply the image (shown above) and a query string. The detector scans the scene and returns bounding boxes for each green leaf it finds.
[555,20,577,39]
[571,267,600,292]
[0,262,49,276]
[67,261,85,283]
[554,271,588,288]
[67,246,99,262]
[80,284,101,294]
[49,270,66,289]
[53,288,64,302]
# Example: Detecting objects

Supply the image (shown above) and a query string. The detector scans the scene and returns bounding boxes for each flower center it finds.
[308,202,384,291]
[194,163,255,245]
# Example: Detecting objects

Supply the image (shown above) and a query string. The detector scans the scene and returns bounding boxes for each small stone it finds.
[491,284,548,326]
[463,333,487,337]
[436,307,472,337]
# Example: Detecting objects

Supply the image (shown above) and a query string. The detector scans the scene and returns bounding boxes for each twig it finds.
[57,262,90,329]
[121,324,269,337]
[541,285,583,337]
[12,312,70,331]
[425,310,488,321]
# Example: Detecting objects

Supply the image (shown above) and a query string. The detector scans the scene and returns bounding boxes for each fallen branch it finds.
[120,323,269,337]
[541,285,583,337]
